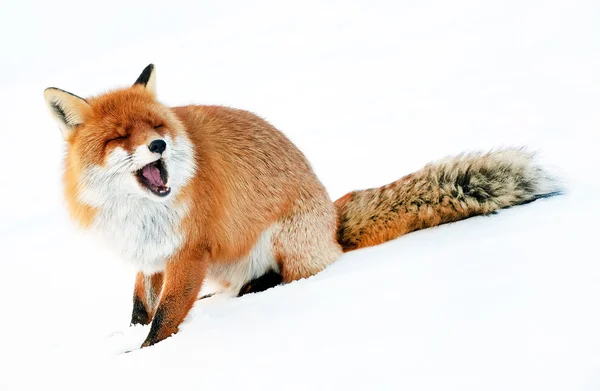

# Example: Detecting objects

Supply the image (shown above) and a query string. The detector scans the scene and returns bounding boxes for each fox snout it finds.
[149,139,167,155]
[142,137,170,161]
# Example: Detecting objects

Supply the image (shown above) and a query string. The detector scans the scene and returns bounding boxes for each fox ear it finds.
[43,88,91,141]
[133,64,156,96]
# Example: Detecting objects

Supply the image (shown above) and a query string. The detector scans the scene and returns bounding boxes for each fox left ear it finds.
[133,63,156,96]
[43,88,91,141]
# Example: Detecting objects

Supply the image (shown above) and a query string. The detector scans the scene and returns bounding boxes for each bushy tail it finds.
[334,148,562,252]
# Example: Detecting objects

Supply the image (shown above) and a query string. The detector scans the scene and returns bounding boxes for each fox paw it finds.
[130,297,151,325]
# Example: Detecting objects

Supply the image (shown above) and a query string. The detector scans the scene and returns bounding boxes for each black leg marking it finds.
[238,270,283,297]
[142,306,168,347]
[130,296,150,325]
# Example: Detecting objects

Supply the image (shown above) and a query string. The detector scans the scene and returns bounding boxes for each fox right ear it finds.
[43,88,91,141]
[133,64,156,96]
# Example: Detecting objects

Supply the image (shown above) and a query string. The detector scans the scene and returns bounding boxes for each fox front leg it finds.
[141,248,208,347]
[131,272,164,325]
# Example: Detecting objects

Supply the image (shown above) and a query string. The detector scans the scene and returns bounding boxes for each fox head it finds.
[44,64,195,211]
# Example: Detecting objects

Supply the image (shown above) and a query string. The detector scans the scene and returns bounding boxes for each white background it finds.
[1,0,599,390]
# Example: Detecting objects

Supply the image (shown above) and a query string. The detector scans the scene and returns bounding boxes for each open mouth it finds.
[136,159,171,197]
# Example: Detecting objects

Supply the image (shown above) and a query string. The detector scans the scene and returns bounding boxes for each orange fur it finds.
[142,247,209,347]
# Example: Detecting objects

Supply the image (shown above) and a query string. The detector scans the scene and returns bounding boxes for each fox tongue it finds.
[142,164,164,187]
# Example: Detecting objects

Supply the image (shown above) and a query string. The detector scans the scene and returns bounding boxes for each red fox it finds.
[43,64,561,348]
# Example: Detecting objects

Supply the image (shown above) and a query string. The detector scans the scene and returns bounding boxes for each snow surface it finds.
[1,0,600,389]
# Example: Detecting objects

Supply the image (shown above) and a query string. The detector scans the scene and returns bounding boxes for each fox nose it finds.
[148,139,166,155]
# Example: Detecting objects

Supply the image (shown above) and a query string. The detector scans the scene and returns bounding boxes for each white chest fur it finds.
[77,136,197,274]
[92,198,188,274]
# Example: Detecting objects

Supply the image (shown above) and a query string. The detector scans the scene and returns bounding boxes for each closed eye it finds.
[154,124,164,129]
[105,135,128,145]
